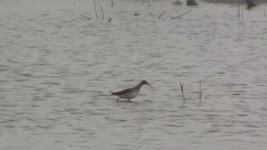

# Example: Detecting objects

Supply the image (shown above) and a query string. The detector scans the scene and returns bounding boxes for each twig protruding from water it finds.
[93,0,98,19]
[100,6,105,20]
[180,81,185,103]
[237,0,243,18]
[199,81,202,102]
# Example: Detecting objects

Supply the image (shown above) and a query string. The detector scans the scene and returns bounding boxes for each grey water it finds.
[1,0,267,149]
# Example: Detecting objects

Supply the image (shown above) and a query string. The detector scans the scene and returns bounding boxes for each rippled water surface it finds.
[1,0,267,149]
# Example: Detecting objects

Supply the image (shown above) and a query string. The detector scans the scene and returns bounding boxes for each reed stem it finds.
[180,81,185,103]
[100,6,105,20]
[93,0,98,19]
[199,81,202,102]
[240,0,242,17]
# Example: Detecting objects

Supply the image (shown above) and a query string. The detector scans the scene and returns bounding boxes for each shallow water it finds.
[1,0,267,149]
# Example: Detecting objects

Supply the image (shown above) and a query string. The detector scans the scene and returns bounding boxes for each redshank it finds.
[111,80,154,101]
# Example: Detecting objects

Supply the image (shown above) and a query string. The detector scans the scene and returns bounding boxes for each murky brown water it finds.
[1,0,267,149]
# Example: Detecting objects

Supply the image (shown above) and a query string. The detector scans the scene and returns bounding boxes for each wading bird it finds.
[111,80,154,102]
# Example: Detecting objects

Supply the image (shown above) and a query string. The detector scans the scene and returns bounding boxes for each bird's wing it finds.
[111,88,132,96]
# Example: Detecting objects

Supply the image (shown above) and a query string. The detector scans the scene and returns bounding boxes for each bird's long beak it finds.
[146,83,155,90]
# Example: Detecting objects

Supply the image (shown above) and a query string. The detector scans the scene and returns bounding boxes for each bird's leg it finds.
[117,98,120,102]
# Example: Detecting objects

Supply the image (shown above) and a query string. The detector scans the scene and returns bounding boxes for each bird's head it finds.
[141,80,154,89]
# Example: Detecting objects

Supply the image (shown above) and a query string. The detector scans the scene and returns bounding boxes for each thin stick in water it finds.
[158,10,167,19]
[237,0,240,18]
[180,81,185,103]
[241,1,244,18]
[199,81,202,102]
[93,0,98,19]
[100,6,105,20]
